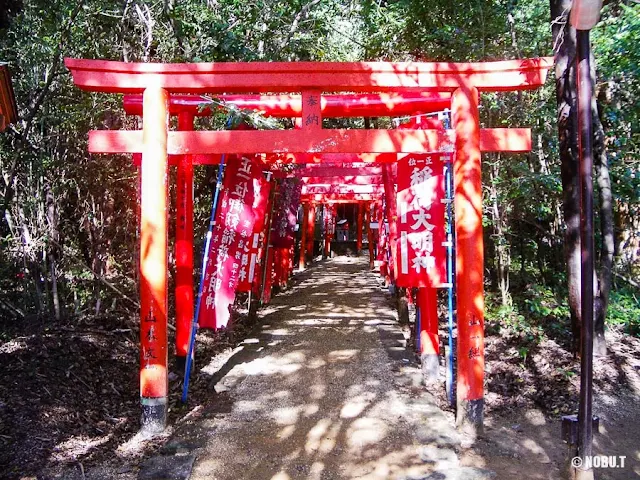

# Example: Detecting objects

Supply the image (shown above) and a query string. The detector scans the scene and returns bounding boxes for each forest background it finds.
[0,0,639,350]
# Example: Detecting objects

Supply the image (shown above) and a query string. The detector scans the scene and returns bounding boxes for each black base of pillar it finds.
[175,355,186,373]
[141,397,167,435]
[421,353,440,383]
[456,398,484,437]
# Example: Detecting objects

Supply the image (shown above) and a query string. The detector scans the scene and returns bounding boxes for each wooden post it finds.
[418,287,440,381]
[377,200,388,283]
[175,112,194,371]
[382,165,397,281]
[452,85,484,434]
[288,245,294,278]
[139,86,169,434]
[323,204,330,259]
[307,203,316,263]
[356,201,364,255]
[366,203,375,269]
[299,203,308,270]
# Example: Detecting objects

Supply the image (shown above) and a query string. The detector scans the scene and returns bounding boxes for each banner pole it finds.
[181,121,231,403]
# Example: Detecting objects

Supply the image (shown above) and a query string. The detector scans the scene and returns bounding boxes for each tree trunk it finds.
[550,0,581,353]
[46,188,61,321]
[489,158,511,306]
[550,0,611,355]
[593,84,613,357]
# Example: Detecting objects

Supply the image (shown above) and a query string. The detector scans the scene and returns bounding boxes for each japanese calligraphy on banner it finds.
[271,178,302,248]
[395,153,449,288]
[237,174,271,293]
[198,155,264,329]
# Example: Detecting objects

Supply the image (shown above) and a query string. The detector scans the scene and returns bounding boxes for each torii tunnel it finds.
[66,57,552,435]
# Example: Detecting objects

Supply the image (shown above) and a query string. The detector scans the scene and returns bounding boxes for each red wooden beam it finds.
[123,92,452,118]
[65,57,553,94]
[301,193,381,202]
[301,175,383,185]
[301,185,385,195]
[295,167,383,177]
[89,128,531,155]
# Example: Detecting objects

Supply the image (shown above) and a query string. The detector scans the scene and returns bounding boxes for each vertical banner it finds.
[395,153,449,288]
[198,155,264,329]
[271,178,302,248]
[237,174,270,292]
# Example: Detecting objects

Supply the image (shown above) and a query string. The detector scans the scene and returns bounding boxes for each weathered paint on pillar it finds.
[452,85,484,434]
[175,112,194,369]
[139,86,169,434]
[418,287,439,381]
[366,203,375,269]
[356,201,364,254]
[299,203,308,270]
[306,203,316,263]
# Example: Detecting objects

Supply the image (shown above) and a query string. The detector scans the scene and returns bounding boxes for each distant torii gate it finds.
[66,57,552,435]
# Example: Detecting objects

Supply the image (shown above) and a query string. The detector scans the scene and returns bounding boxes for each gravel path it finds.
[187,257,471,480]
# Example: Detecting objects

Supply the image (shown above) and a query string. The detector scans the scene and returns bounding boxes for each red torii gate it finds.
[66,57,552,435]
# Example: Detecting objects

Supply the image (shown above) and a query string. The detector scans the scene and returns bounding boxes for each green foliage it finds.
[606,286,640,335]
[0,0,637,335]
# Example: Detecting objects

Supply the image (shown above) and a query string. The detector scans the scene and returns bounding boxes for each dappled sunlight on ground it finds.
[188,257,441,480]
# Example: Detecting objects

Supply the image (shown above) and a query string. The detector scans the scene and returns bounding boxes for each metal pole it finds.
[182,115,233,402]
[575,28,594,480]
[445,159,456,408]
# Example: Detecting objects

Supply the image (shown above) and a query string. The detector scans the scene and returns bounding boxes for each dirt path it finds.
[174,257,493,480]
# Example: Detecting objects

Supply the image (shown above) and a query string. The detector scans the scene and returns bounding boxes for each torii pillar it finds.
[299,202,309,270]
[356,202,364,255]
[366,203,375,269]
[139,87,169,433]
[175,112,194,371]
[453,85,485,434]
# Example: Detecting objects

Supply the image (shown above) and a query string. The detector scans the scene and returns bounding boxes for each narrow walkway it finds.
[183,257,489,480]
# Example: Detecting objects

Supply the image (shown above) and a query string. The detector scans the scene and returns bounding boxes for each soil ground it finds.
[0,256,638,479]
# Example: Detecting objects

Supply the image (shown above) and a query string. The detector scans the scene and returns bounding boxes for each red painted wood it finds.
[301,176,383,185]
[139,87,169,403]
[302,90,322,130]
[295,166,384,177]
[382,164,397,281]
[357,202,364,253]
[452,86,485,407]
[418,287,439,356]
[301,185,385,195]
[366,204,375,269]
[301,193,381,202]
[90,128,531,155]
[123,92,452,118]
[175,112,194,360]
[65,57,553,94]
[306,204,316,263]
[299,203,308,270]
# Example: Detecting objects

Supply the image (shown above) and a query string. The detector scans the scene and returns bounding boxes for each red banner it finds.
[198,155,264,329]
[395,152,449,288]
[271,178,302,248]
[237,175,271,292]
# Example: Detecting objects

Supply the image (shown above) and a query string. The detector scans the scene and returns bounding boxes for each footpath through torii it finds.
[65,57,552,435]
